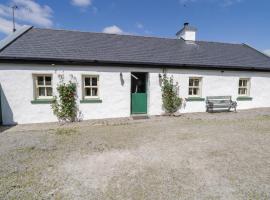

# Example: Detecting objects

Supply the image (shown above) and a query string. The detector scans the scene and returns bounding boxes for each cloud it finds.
[179,0,244,6]
[0,17,22,34]
[264,50,270,56]
[102,25,125,35]
[0,0,53,35]
[71,0,92,7]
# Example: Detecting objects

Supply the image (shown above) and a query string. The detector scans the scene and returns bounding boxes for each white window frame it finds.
[188,77,202,97]
[238,78,250,97]
[82,75,100,99]
[33,74,53,99]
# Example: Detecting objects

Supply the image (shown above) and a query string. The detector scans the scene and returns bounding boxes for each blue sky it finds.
[0,0,269,55]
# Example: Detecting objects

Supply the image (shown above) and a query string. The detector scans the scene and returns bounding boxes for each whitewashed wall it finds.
[0,64,132,125]
[148,69,270,115]
[1,63,270,125]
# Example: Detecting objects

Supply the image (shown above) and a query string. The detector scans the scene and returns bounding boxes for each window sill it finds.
[31,99,54,104]
[237,96,253,101]
[186,97,205,102]
[80,99,102,103]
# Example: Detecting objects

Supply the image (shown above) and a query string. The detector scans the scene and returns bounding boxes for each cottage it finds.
[0,23,270,125]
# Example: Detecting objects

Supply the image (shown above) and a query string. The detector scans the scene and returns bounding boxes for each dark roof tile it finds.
[1,28,270,70]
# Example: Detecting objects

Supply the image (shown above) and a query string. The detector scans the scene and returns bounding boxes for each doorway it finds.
[131,72,148,114]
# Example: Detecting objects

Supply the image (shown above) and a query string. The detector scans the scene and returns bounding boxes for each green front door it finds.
[131,72,148,114]
[131,93,147,114]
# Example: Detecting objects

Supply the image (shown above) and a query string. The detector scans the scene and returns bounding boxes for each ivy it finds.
[51,79,79,123]
[161,74,182,114]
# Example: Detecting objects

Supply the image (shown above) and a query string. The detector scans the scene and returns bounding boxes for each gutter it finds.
[0,56,270,72]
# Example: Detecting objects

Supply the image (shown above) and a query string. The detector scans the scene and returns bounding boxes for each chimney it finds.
[176,23,197,41]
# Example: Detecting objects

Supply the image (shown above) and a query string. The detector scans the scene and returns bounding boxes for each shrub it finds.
[161,74,182,114]
[51,80,78,123]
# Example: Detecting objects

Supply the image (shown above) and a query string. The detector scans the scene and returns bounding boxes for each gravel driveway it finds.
[1,108,270,200]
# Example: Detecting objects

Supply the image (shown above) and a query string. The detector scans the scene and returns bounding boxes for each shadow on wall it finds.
[0,84,17,126]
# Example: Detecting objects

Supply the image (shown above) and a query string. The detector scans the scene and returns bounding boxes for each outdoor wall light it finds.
[158,73,162,79]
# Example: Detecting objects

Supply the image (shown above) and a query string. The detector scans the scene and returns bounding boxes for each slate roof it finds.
[1,27,270,70]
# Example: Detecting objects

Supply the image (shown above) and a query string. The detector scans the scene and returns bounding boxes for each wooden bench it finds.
[206,96,237,112]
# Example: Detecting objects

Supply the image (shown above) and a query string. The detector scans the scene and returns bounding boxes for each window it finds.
[34,75,53,99]
[238,78,250,96]
[83,75,99,99]
[188,77,202,97]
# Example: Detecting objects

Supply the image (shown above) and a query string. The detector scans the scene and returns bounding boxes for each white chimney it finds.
[176,23,197,41]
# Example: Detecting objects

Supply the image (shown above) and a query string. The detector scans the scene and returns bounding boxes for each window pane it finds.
[239,88,247,95]
[193,88,199,95]
[85,88,91,96]
[189,79,193,86]
[92,88,98,96]
[37,76,44,85]
[242,80,247,87]
[46,87,52,96]
[45,76,52,86]
[85,77,91,86]
[92,77,98,86]
[38,87,46,96]
[194,79,199,86]
[189,88,193,95]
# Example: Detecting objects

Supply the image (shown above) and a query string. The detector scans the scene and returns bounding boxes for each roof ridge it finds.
[33,27,178,41]
[197,40,242,46]
[33,27,245,46]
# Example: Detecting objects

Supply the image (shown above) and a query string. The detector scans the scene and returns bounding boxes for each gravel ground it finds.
[1,108,270,200]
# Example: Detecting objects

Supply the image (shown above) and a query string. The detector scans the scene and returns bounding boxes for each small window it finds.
[34,75,53,99]
[238,78,250,96]
[188,77,202,97]
[83,75,99,99]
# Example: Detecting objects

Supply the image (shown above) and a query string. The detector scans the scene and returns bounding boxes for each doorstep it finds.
[131,114,149,120]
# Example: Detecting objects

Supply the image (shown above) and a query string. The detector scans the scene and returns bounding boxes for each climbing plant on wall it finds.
[51,76,79,123]
[161,74,182,114]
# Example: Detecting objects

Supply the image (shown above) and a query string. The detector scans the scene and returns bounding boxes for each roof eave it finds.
[0,56,269,72]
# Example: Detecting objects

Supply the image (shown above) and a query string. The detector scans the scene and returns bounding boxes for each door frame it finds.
[130,72,148,115]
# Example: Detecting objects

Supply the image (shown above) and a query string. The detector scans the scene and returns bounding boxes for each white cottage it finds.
[1,23,270,125]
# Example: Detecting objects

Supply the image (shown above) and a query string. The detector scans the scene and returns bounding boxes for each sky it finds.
[0,0,269,55]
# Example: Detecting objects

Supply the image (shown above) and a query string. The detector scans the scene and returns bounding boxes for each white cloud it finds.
[264,50,270,56]
[0,0,53,35]
[179,0,244,6]
[0,17,22,34]
[71,0,92,7]
[102,25,125,35]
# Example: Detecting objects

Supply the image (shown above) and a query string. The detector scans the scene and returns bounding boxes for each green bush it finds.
[51,81,78,122]
[161,74,182,114]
